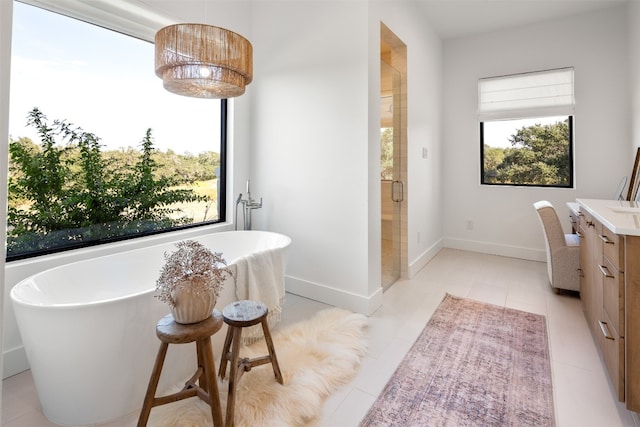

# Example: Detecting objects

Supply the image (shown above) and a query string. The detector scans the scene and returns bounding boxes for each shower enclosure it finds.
[380,24,407,289]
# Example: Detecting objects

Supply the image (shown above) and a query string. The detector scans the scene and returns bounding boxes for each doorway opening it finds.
[380,23,407,290]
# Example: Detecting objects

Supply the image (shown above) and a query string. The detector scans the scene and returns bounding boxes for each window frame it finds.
[7,1,228,262]
[479,115,574,188]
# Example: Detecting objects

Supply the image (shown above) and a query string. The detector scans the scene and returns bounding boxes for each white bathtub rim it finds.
[10,230,291,310]
[10,279,157,310]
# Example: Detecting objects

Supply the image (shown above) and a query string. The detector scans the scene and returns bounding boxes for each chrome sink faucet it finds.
[235,180,262,230]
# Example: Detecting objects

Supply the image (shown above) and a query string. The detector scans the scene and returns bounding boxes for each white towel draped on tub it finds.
[233,247,285,343]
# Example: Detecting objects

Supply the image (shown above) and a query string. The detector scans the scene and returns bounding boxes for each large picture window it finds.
[479,68,574,187]
[7,2,227,260]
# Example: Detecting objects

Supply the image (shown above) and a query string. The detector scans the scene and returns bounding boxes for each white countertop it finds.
[576,198,640,236]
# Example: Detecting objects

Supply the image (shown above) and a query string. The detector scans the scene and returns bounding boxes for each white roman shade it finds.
[478,67,574,121]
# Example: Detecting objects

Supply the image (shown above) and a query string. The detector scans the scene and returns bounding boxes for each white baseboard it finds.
[3,345,29,379]
[443,237,546,262]
[285,276,383,316]
[408,239,444,278]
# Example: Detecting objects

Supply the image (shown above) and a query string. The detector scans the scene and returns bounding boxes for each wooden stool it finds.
[137,310,224,427]
[219,300,283,427]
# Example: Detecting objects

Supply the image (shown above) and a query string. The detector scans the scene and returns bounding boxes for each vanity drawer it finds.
[579,209,593,231]
[580,210,601,263]
[601,257,625,337]
[600,310,625,402]
[600,227,624,271]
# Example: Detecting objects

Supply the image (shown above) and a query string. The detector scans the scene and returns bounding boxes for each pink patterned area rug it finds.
[360,294,555,427]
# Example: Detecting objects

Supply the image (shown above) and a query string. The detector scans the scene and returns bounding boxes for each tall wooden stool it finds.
[219,300,283,427]
[137,310,224,427]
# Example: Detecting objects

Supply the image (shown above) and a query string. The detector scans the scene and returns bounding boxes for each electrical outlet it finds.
[466,220,474,230]
[422,147,428,159]
[417,231,421,243]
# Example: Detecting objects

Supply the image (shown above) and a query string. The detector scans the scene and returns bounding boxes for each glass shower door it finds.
[381,59,402,289]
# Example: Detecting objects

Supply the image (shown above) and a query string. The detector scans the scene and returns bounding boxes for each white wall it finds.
[250,1,373,312]
[442,6,630,261]
[249,1,443,314]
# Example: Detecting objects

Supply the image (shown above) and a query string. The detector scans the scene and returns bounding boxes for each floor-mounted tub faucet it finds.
[235,180,262,230]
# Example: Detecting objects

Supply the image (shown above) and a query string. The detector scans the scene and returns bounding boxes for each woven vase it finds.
[170,280,216,324]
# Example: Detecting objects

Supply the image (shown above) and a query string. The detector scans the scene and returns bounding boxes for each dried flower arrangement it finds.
[156,240,232,308]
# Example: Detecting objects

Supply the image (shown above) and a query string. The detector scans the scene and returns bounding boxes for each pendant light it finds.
[155,23,253,99]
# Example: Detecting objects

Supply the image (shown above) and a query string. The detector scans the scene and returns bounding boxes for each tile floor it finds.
[2,248,638,426]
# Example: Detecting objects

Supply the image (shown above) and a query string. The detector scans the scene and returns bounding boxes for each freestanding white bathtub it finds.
[10,230,291,426]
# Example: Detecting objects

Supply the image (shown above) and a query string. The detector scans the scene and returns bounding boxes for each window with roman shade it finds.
[479,67,575,188]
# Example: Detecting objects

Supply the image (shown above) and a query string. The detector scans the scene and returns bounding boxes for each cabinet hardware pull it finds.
[598,234,614,244]
[587,221,595,227]
[576,231,583,238]
[598,264,615,278]
[598,320,615,340]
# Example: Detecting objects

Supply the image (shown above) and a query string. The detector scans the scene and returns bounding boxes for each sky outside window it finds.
[9,2,220,155]
[483,116,567,148]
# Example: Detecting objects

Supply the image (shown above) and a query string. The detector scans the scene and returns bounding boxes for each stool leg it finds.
[196,339,210,394]
[261,318,284,384]
[219,325,234,380]
[198,338,224,427]
[225,326,243,427]
[137,342,168,427]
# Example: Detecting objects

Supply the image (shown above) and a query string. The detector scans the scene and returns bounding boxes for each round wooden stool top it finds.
[156,310,223,344]
[222,300,268,327]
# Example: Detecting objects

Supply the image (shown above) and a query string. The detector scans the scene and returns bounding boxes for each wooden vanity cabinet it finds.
[578,203,640,411]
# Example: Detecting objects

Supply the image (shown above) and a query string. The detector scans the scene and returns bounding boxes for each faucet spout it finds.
[247,197,263,209]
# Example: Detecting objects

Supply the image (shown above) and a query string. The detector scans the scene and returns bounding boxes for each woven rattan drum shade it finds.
[155,24,253,99]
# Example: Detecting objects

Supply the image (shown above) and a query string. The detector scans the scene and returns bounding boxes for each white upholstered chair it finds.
[534,200,580,292]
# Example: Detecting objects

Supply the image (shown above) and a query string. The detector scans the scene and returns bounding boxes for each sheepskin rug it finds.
[149,307,368,427]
